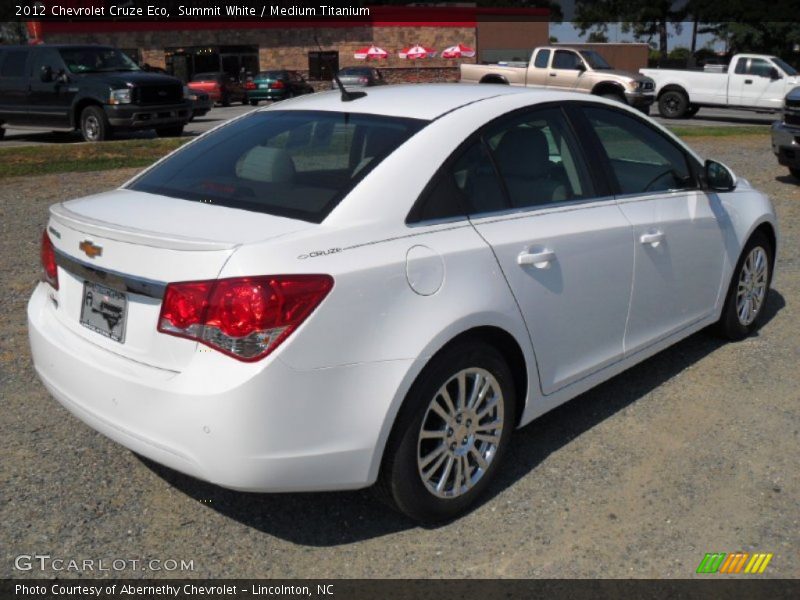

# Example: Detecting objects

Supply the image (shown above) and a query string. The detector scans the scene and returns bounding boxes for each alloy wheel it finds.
[736,246,769,326]
[417,368,504,499]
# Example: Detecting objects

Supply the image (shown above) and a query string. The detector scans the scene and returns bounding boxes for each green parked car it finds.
[246,70,315,105]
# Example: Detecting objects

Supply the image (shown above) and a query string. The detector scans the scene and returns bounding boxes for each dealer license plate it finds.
[79,281,127,343]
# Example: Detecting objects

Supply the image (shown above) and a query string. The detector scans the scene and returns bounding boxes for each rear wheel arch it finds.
[479,75,509,85]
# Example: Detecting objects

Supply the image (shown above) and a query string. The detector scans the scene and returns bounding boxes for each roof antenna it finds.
[334,71,367,102]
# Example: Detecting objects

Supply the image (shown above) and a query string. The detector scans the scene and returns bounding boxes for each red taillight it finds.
[40,230,58,290]
[270,80,285,90]
[158,275,333,361]
[245,81,257,90]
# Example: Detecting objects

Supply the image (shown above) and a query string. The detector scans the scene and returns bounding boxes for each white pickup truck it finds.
[641,54,800,118]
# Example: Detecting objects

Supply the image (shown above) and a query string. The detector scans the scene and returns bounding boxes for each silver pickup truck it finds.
[771,86,800,179]
[460,46,655,111]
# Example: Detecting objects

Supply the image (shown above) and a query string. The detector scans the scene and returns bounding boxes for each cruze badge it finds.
[79,240,103,259]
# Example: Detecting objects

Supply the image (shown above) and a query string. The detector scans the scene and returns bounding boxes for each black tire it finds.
[0,125,5,140]
[249,99,259,106]
[221,93,231,107]
[713,231,773,340]
[684,105,700,117]
[658,90,689,119]
[80,105,112,142]
[638,104,651,116]
[789,168,800,180]
[376,341,516,523]
[155,125,184,138]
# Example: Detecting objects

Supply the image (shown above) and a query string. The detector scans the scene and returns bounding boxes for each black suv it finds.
[0,44,191,142]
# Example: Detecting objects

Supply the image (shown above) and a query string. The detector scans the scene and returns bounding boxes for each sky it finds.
[549,0,724,52]
[549,22,725,53]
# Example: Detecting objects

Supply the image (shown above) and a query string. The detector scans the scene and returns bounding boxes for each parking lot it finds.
[1,115,798,577]
[0,100,780,148]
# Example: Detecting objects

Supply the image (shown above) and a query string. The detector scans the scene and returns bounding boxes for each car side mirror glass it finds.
[705,159,737,192]
[576,63,586,72]
[770,67,782,80]
[40,65,53,83]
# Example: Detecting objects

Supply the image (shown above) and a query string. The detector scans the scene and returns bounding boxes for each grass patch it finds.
[666,125,770,138]
[0,137,190,179]
[0,124,770,179]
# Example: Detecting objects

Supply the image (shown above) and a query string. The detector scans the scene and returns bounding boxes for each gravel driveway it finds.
[1,136,798,579]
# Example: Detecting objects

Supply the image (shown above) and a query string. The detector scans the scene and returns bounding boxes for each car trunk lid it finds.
[46,189,314,371]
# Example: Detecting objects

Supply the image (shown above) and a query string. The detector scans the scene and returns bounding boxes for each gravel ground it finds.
[1,136,798,579]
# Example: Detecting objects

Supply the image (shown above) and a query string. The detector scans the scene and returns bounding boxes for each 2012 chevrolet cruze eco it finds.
[28,85,777,522]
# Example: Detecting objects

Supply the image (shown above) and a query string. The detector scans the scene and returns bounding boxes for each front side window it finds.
[59,47,139,74]
[747,58,774,77]
[552,50,582,70]
[583,106,695,195]
[129,110,427,223]
[484,107,594,209]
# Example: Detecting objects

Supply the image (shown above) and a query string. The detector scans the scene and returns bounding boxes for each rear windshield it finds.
[128,110,428,223]
[339,68,371,76]
[256,71,286,79]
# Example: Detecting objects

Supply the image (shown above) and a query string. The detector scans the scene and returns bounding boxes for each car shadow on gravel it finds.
[138,290,785,546]
[775,175,799,185]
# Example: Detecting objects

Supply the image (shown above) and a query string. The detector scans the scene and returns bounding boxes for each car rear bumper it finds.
[771,120,800,168]
[28,282,412,492]
[105,102,191,129]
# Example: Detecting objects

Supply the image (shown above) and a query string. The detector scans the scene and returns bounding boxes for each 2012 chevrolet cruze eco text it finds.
[28,85,777,521]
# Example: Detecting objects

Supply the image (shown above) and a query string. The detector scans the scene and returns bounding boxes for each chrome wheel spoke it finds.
[475,432,500,445]
[420,428,446,440]
[419,444,446,471]
[437,455,455,493]
[475,419,502,433]
[430,398,453,425]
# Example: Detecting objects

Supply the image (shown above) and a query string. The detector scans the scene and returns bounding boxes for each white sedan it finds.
[28,84,777,522]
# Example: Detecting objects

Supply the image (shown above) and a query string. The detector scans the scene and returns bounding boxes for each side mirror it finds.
[576,63,586,72]
[769,67,782,80]
[40,65,53,83]
[705,159,737,192]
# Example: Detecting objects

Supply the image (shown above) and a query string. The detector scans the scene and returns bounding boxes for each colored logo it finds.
[79,240,103,259]
[696,552,773,574]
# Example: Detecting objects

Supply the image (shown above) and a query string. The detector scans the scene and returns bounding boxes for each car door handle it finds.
[640,231,666,246]
[518,249,555,268]
[549,73,557,77]
[745,79,753,84]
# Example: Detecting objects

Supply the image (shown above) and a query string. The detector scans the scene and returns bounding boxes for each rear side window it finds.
[583,106,695,195]
[129,110,427,223]
[534,49,550,68]
[0,50,29,77]
[412,141,507,222]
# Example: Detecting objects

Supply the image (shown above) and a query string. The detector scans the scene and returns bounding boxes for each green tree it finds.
[0,22,27,45]
[574,0,688,58]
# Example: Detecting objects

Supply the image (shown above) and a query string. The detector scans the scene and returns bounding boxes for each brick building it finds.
[32,6,550,84]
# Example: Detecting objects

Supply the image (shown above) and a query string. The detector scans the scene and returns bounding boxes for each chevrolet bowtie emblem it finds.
[79,240,103,259]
